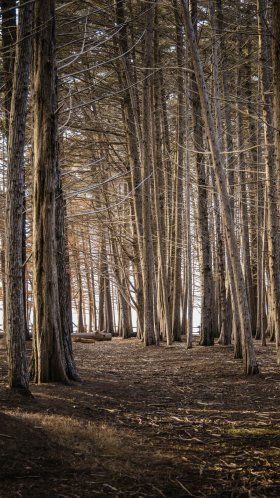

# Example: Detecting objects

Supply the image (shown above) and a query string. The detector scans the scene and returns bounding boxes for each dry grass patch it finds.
[4,408,130,447]
[2,408,141,475]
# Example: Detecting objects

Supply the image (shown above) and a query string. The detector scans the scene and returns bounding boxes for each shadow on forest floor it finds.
[0,338,280,497]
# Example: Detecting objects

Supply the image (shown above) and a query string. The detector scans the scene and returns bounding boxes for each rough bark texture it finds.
[56,175,80,380]
[6,0,32,390]
[31,0,68,383]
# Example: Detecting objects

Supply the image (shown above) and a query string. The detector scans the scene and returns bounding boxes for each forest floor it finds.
[0,338,280,498]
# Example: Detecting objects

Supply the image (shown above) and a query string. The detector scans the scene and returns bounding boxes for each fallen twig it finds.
[0,433,15,439]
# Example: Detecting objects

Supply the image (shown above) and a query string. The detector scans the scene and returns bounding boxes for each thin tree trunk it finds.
[190,0,214,347]
[83,239,93,333]
[171,0,185,341]
[56,182,80,380]
[235,29,254,336]
[242,52,264,340]
[257,0,280,362]
[115,0,145,337]
[272,0,280,361]
[88,233,97,332]
[141,1,157,345]
[152,5,172,346]
[2,0,16,134]
[216,0,239,347]
[76,250,84,334]
[1,0,17,338]
[209,0,227,343]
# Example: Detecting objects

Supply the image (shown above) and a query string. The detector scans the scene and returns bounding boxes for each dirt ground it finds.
[0,338,280,498]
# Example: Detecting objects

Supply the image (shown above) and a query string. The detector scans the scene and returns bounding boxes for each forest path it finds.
[0,338,280,497]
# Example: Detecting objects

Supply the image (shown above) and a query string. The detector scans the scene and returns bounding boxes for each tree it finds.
[271,0,280,363]
[1,0,17,339]
[190,0,214,346]
[31,0,78,383]
[257,0,280,362]
[5,0,32,390]
[4,0,279,380]
[141,0,157,345]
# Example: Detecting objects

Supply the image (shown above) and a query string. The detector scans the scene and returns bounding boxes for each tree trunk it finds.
[115,0,145,337]
[190,0,214,347]
[1,0,17,338]
[141,1,157,345]
[272,0,280,360]
[31,0,69,384]
[56,178,80,380]
[209,0,227,343]
[2,0,16,134]
[5,0,32,390]
[171,0,185,341]
[216,0,239,347]
[152,4,172,345]
[257,0,280,363]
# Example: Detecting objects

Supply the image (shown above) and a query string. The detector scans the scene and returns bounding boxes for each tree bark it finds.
[31,0,69,383]
[1,0,17,339]
[257,0,280,362]
[5,0,32,390]
[271,0,280,362]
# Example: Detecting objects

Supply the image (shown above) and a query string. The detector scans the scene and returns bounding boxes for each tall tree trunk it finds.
[235,23,254,338]
[171,0,185,341]
[152,4,172,345]
[115,0,144,337]
[243,39,264,340]
[216,0,240,348]
[257,0,280,362]
[141,1,157,345]
[5,0,32,390]
[31,0,68,384]
[271,0,280,362]
[190,0,214,347]
[2,0,16,134]
[1,0,17,338]
[209,0,227,343]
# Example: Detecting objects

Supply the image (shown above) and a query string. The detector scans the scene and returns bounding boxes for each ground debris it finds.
[0,338,280,497]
